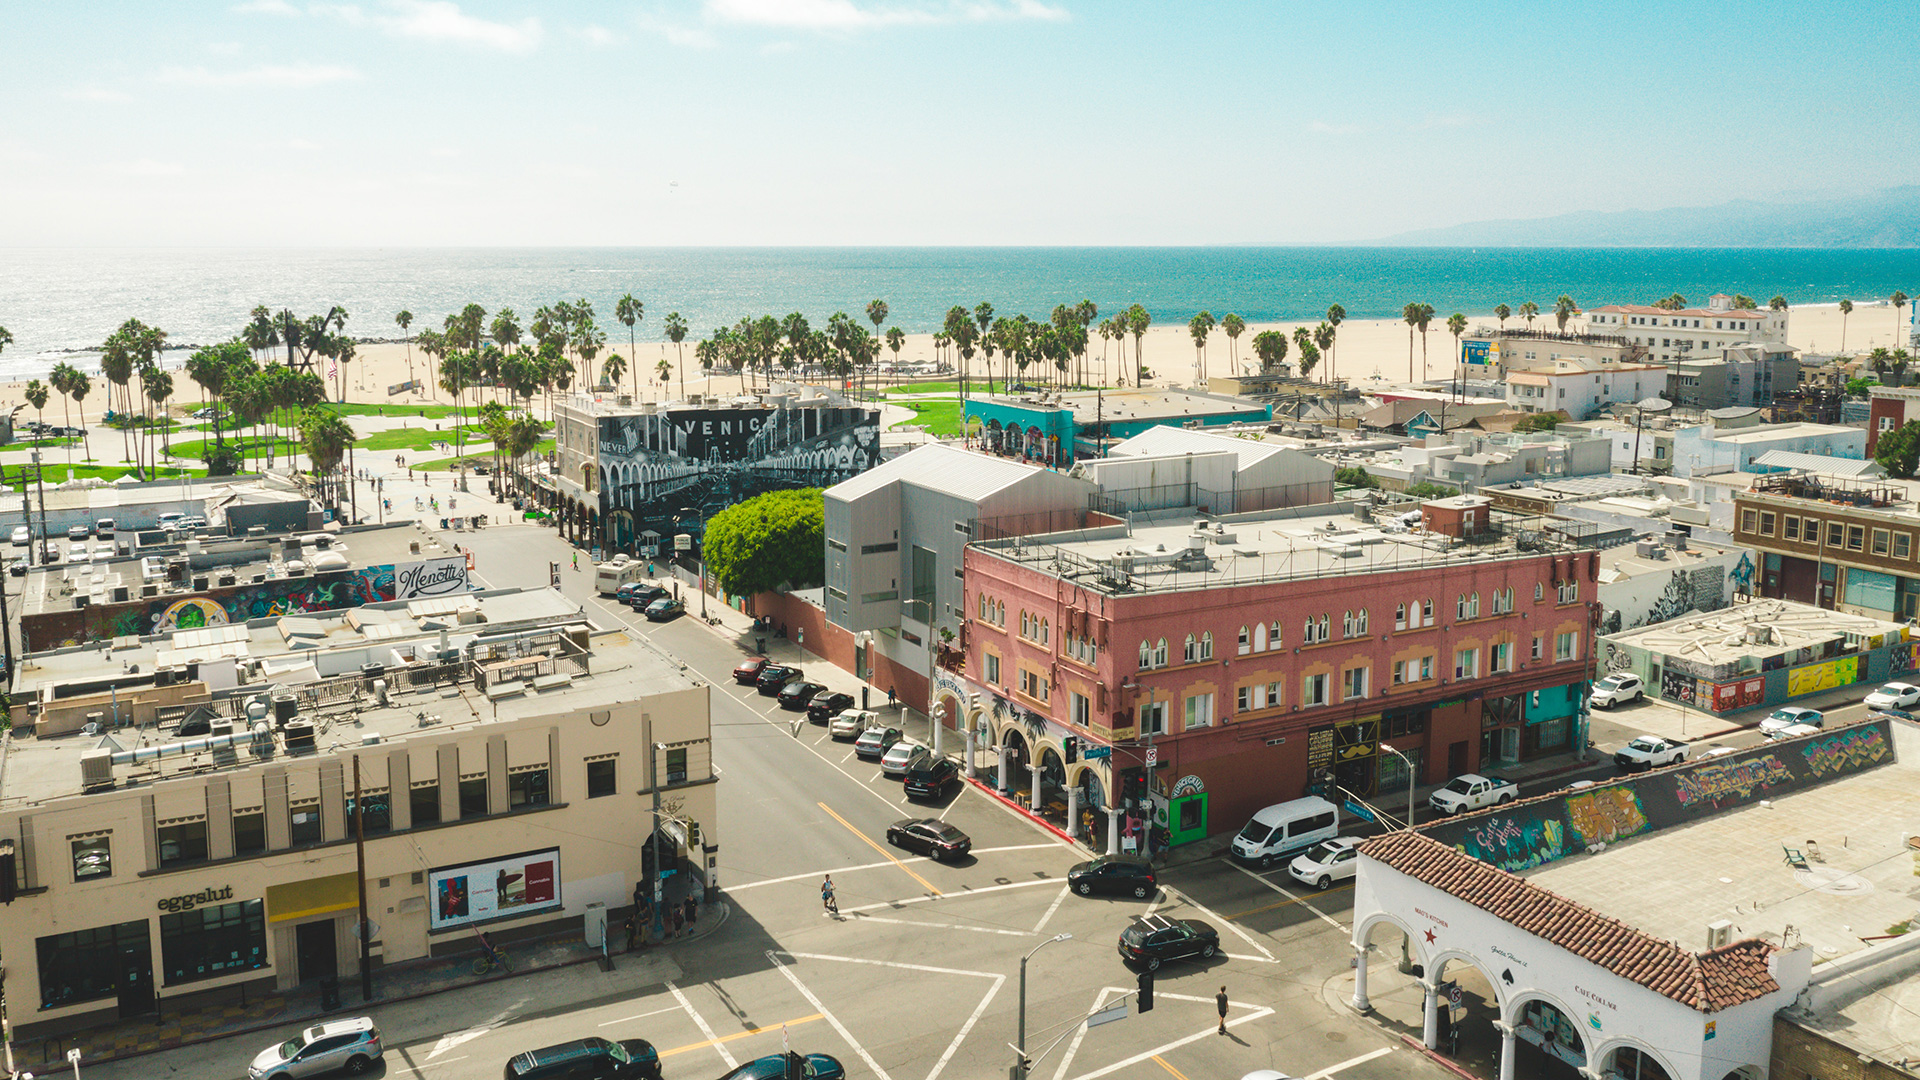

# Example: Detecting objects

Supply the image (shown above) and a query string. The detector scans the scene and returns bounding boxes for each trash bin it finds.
[320,976,341,1011]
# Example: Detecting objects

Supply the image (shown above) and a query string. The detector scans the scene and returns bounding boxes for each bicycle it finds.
[471,931,511,975]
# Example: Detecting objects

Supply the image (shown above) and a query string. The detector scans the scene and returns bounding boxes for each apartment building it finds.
[953,496,1598,850]
[1734,472,1920,619]
[1585,294,1787,363]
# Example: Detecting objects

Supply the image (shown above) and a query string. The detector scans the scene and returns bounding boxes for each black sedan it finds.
[885,818,972,862]
[756,665,801,695]
[1067,854,1156,898]
[806,691,855,723]
[643,598,685,622]
[777,681,825,710]
[1117,914,1220,971]
[627,585,669,609]
[902,757,960,799]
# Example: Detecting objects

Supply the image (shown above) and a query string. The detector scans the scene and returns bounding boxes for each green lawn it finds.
[410,438,554,472]
[7,465,207,491]
[329,402,465,419]
[356,426,487,452]
[161,435,280,461]
[888,399,963,435]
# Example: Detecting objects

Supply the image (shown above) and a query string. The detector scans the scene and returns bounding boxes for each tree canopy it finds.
[1334,466,1379,489]
[703,488,826,597]
[1875,420,1920,479]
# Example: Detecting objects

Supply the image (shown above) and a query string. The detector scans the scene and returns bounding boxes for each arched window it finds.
[1268,621,1282,649]
[1154,638,1169,667]
[1139,640,1152,669]
[1183,634,1198,663]
[1200,632,1214,659]
[1253,622,1267,651]
[1395,602,1407,630]
[1040,619,1049,645]
[1238,625,1251,655]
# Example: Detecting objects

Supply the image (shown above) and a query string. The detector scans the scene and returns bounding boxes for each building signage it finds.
[1081,745,1112,760]
[428,848,562,931]
[1306,725,1335,770]
[1170,775,1204,797]
[396,556,470,600]
[157,884,235,913]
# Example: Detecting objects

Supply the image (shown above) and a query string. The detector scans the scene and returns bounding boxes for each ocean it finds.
[2,246,1916,379]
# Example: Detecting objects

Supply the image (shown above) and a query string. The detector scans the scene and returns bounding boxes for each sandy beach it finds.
[0,301,1908,432]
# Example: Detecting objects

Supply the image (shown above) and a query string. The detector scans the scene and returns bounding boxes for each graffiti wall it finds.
[1422,719,1895,873]
[1786,654,1864,697]
[23,567,394,652]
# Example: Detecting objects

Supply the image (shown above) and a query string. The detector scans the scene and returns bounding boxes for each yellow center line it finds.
[1223,882,1354,920]
[817,801,943,896]
[659,1013,825,1058]
[1152,1054,1193,1079]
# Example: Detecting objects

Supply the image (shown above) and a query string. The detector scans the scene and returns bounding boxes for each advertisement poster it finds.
[428,848,561,931]
[396,556,470,600]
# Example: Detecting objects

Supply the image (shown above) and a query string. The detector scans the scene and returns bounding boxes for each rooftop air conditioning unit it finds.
[1705,920,1733,949]
[81,749,115,790]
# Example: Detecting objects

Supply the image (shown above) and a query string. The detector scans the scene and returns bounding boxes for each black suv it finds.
[626,585,669,610]
[902,757,960,799]
[807,691,855,723]
[1117,914,1220,971]
[1067,854,1156,898]
[755,665,800,695]
[778,681,824,710]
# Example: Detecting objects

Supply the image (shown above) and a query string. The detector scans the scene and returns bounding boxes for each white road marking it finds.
[780,951,1003,1080]
[1161,884,1274,961]
[667,980,737,1070]
[1231,862,1349,933]
[1033,883,1070,933]
[598,1004,684,1026]
[1049,988,1111,1080]
[1067,998,1275,1080]
[766,951,893,1080]
[840,875,1066,914]
[853,914,1032,936]
[1304,1046,1395,1078]
[398,1055,467,1075]
[426,1002,522,1059]
[724,844,1059,891]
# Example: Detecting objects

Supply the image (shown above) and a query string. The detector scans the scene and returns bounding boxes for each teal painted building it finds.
[964,388,1272,468]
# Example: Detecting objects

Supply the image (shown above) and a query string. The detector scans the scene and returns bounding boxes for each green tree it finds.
[49,362,82,463]
[1325,303,1345,382]
[1220,313,1246,373]
[1187,311,1215,383]
[1251,329,1289,372]
[1732,294,1757,310]
[1554,295,1578,332]
[1494,303,1511,331]
[1405,481,1459,499]
[664,311,689,398]
[1875,419,1920,479]
[1447,312,1468,387]
[1125,304,1151,384]
[866,299,889,393]
[704,487,826,597]
[1895,291,1910,351]
[603,352,627,391]
[1519,300,1539,331]
[1840,298,1854,352]
[1402,302,1422,381]
[616,293,644,400]
[1514,412,1562,433]
[299,404,356,508]
[395,309,415,382]
[24,378,49,438]
[1334,466,1379,489]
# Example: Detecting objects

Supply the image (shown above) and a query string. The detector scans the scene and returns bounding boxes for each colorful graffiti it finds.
[1564,787,1650,848]
[25,566,396,652]
[1786,654,1863,697]
[1672,755,1795,809]
[1891,642,1920,677]
[1452,812,1566,873]
[1801,725,1891,775]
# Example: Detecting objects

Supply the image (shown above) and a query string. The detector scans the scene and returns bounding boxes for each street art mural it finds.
[1670,755,1796,810]
[1786,654,1864,697]
[594,404,881,552]
[1891,642,1920,677]
[1563,786,1650,848]
[24,566,394,652]
[1800,724,1891,776]
[1449,811,1567,873]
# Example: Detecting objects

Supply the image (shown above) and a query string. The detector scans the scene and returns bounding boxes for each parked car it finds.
[902,756,960,799]
[502,1036,660,1080]
[853,726,904,760]
[9,555,28,577]
[885,818,972,862]
[777,681,824,710]
[1613,734,1690,769]
[880,741,930,777]
[1117,914,1220,971]
[1427,773,1519,816]
[177,515,208,530]
[1769,722,1824,741]
[66,541,89,563]
[615,582,642,602]
[643,598,684,622]
[1699,746,1741,759]
[1588,674,1645,708]
[715,1053,845,1080]
[66,524,90,541]
[1286,837,1364,891]
[807,691,855,723]
[829,709,877,740]
[627,585,669,609]
[156,511,185,531]
[247,1017,384,1078]
[1759,707,1823,735]
[1864,682,1920,711]
[755,665,801,695]
[1067,854,1156,898]
[94,517,116,534]
[9,525,27,546]
[733,656,769,684]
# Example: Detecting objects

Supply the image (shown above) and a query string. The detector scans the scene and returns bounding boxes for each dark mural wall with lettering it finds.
[1422,719,1896,873]
[23,567,394,652]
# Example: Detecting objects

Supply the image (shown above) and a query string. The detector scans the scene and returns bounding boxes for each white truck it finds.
[1613,735,1689,770]
[1428,773,1520,816]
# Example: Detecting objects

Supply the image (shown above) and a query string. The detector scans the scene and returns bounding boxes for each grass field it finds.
[888,400,963,435]
[410,439,553,472]
[6,465,208,491]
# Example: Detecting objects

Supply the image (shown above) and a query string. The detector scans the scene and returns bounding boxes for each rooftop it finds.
[555,381,859,416]
[826,442,1089,503]
[1597,534,1743,583]
[1602,598,1904,668]
[1692,422,1859,445]
[1105,425,1308,468]
[1590,303,1767,320]
[974,387,1270,425]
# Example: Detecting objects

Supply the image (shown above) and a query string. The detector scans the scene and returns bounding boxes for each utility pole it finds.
[1015,934,1072,1080]
[353,756,373,1002]
[649,740,665,940]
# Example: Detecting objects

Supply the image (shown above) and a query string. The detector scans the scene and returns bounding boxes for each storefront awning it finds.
[267,872,358,923]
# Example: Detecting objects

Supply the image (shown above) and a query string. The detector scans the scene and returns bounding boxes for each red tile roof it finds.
[1360,831,1780,1012]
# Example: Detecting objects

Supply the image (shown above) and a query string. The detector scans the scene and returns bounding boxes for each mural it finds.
[1670,755,1795,810]
[1800,725,1891,776]
[1891,642,1920,677]
[594,404,880,552]
[1450,811,1567,873]
[1659,669,1698,705]
[24,566,394,652]
[1786,654,1864,697]
[1563,786,1650,848]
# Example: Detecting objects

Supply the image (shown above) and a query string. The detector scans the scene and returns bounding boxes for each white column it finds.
[1497,1022,1516,1080]
[1066,787,1080,843]
[963,728,977,778]
[997,740,1011,794]
[1029,764,1043,812]
[1106,808,1122,856]
[1350,944,1371,1012]
[1422,982,1440,1048]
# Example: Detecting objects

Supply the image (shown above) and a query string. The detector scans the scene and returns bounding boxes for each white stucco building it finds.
[1586,295,1789,364]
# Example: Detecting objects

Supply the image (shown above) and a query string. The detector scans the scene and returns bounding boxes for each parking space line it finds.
[1304,1046,1394,1078]
[1050,988,1111,1080]
[1223,882,1353,921]
[817,801,942,896]
[1229,863,1348,934]
[777,952,1009,1080]
[395,1054,467,1076]
[597,1004,684,1026]
[1033,883,1070,933]
[656,1013,824,1059]
[1161,884,1274,961]
[1068,1002,1275,1080]
[767,951,893,1080]
[666,980,738,1070]
[727,844,1064,892]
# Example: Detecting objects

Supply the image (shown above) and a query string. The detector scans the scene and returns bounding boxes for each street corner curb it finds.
[1398,1033,1482,1080]
[963,775,1083,848]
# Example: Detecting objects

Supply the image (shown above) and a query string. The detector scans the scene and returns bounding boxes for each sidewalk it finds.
[11,903,730,1076]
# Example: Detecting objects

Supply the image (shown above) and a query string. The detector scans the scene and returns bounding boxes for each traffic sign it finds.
[1145,747,1158,766]
[1082,745,1112,760]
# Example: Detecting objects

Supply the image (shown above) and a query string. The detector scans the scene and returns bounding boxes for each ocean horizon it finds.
[2,245,1917,380]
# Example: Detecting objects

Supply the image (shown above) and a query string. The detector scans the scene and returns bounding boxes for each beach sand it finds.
[1,302,1905,430]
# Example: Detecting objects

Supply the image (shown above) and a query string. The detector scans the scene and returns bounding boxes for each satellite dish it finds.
[1636,397,1673,414]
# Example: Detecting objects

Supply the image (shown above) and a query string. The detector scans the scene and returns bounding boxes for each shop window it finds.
[349,791,392,834]
[71,835,111,881]
[234,811,266,856]
[508,768,550,809]
[289,803,322,845]
[37,920,148,1009]
[160,899,267,986]
[459,776,489,819]
[587,758,618,798]
[665,748,689,784]
[158,820,209,867]
[411,781,442,826]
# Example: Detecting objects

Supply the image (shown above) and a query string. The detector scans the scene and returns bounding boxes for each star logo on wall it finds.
[1424,928,1437,944]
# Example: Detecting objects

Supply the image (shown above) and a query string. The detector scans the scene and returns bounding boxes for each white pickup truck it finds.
[1428,773,1520,816]
[1613,735,1689,770]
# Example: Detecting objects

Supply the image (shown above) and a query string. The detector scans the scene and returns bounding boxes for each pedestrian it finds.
[1217,986,1229,1035]
[887,685,896,709]
[821,874,837,914]
[623,912,638,953]
[669,907,683,940]
[684,895,697,928]
[572,551,580,571]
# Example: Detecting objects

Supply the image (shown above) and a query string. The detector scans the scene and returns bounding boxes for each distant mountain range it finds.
[1374,187,1920,248]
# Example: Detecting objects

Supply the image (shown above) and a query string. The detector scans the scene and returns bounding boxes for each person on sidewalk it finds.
[683,895,697,929]
[1217,986,1229,1035]
[624,912,639,953]
[887,686,896,710]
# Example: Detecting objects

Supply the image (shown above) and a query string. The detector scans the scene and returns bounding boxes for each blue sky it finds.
[2,0,1913,246]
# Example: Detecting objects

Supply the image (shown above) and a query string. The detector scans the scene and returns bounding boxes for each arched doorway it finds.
[607,509,635,553]
[1071,766,1106,848]
[999,727,1030,797]
[1509,994,1590,1080]
[1601,1043,1678,1080]
[1035,748,1066,824]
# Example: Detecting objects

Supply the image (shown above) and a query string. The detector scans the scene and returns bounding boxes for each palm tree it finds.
[1446,313,1468,398]
[1840,299,1854,353]
[1252,329,1288,372]
[603,352,627,391]
[1326,304,1345,383]
[24,379,48,449]
[1554,295,1578,333]
[1313,321,1335,383]
[70,372,93,462]
[1187,311,1215,384]
[49,362,79,464]
[145,368,174,459]
[1402,302,1422,382]
[664,312,689,399]
[1126,304,1151,385]
[972,302,995,396]
[395,309,415,382]
[1494,303,1511,331]
[1221,314,1246,373]
[615,294,644,400]
[1414,304,1435,381]
[1519,301,1540,331]
[1895,292,1910,351]
[299,405,356,510]
[886,326,905,378]
[866,300,889,393]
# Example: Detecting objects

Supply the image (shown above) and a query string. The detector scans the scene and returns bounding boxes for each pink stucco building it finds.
[947,496,1598,849]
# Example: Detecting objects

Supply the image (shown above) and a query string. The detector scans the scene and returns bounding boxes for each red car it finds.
[733,656,769,685]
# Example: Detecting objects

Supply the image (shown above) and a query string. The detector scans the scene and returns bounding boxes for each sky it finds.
[2,0,1915,247]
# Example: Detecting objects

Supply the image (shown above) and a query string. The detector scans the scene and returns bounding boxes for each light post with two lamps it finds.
[1014,932,1072,1080]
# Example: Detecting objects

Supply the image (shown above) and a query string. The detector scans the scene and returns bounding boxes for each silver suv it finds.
[248,1017,383,1078]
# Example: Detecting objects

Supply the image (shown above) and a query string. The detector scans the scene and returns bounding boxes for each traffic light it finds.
[1136,969,1154,1012]
[1062,736,1078,764]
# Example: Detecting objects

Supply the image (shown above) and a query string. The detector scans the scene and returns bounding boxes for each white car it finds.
[880,741,930,778]
[1864,682,1920,711]
[66,541,89,563]
[1428,773,1519,816]
[1759,706,1823,735]
[8,526,27,546]
[1768,722,1824,741]
[829,709,876,740]
[1699,746,1740,760]
[1286,837,1362,891]
[248,1016,383,1078]
[1589,674,1645,708]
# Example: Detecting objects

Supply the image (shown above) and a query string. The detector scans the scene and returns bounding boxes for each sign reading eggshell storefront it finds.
[1170,775,1205,797]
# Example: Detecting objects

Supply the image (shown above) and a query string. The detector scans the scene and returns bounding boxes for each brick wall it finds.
[752,591,932,714]
[1770,1015,1916,1080]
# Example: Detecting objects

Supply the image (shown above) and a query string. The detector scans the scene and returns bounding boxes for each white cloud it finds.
[231,0,302,14]
[120,159,187,176]
[635,12,716,49]
[159,63,362,87]
[704,0,1067,31]
[64,86,133,102]
[574,24,624,47]
[372,0,542,52]
[208,40,245,55]
[1307,120,1366,135]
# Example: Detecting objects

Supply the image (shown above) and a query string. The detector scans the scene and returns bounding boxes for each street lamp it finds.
[1377,744,1416,830]
[1016,933,1072,1079]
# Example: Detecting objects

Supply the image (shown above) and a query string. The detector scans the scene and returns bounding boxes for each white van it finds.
[1229,796,1340,868]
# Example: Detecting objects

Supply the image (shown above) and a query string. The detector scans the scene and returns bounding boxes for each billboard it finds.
[1463,340,1493,366]
[396,555,470,600]
[428,848,561,931]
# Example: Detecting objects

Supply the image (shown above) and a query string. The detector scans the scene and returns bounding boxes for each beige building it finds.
[0,589,715,1040]
[1585,293,1788,363]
